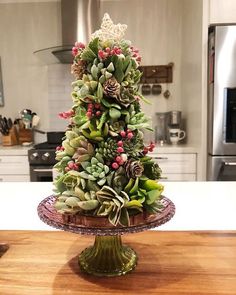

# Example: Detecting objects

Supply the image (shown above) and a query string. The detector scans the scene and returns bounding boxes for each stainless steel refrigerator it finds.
[207,25,236,180]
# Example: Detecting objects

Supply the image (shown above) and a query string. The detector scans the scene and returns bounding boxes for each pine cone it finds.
[71,60,87,80]
[103,77,120,98]
[124,159,144,179]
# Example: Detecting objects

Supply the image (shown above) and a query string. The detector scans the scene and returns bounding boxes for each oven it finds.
[28,144,57,182]
[28,132,64,182]
[30,165,54,182]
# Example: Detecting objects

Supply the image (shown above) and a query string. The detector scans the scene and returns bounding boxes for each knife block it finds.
[18,128,33,144]
[2,126,18,146]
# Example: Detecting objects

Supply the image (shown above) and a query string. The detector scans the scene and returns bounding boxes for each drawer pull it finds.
[153,157,168,160]
[0,178,3,181]
[160,176,168,179]
[33,168,53,173]
[224,162,236,166]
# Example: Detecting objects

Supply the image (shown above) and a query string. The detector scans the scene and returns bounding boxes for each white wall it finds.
[101,0,183,142]
[210,0,236,24]
[180,0,203,147]
[0,1,61,135]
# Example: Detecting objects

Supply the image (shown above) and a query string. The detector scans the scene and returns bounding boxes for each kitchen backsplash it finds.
[48,64,73,131]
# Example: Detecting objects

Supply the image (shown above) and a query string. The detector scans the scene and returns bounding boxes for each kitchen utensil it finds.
[0,117,9,135]
[0,119,7,135]
[169,111,182,127]
[32,115,40,128]
[155,112,170,144]
[7,118,13,129]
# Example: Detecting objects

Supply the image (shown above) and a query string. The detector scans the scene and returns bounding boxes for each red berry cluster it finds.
[65,161,79,172]
[130,46,141,64]
[72,42,85,57]
[98,46,122,60]
[86,103,102,119]
[58,110,75,119]
[56,146,65,152]
[143,142,155,155]
[120,129,134,139]
[111,130,134,170]
[112,140,125,170]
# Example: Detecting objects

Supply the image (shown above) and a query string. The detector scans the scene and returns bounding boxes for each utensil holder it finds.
[18,128,33,144]
[2,126,18,146]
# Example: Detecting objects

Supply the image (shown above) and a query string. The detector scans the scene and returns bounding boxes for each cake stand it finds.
[38,195,175,277]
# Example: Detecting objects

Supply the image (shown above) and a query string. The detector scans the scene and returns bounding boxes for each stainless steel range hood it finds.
[34,0,100,64]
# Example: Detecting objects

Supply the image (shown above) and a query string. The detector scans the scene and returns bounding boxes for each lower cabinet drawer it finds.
[160,173,196,181]
[0,175,30,182]
[152,153,197,174]
[0,156,29,174]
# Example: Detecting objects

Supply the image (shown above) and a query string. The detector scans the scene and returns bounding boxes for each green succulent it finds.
[55,190,99,214]
[54,170,81,193]
[96,138,118,161]
[141,157,162,180]
[116,87,136,107]
[81,122,109,142]
[96,186,130,226]
[124,177,164,213]
[78,156,110,186]
[127,109,151,131]
[72,137,95,163]
[106,166,128,194]
[109,121,126,136]
[123,131,144,157]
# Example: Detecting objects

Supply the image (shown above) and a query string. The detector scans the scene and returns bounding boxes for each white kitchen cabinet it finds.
[0,147,30,182]
[151,153,197,181]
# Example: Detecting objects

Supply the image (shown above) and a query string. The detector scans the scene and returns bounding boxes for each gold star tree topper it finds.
[91,13,127,42]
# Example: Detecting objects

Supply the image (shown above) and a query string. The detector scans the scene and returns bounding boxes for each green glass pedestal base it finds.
[78,235,137,277]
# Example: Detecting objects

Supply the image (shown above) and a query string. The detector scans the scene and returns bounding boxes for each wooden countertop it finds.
[0,230,236,294]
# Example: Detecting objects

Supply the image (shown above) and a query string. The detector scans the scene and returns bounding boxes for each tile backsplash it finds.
[48,64,73,131]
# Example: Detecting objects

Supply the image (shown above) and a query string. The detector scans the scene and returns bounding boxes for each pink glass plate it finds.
[38,195,175,236]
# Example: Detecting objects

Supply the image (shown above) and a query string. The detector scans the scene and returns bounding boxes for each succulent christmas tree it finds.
[53,14,163,227]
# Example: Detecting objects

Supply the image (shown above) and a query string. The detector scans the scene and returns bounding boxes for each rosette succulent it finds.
[55,190,99,214]
[96,186,130,226]
[78,156,110,186]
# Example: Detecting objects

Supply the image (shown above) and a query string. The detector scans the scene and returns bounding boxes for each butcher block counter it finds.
[0,230,236,295]
[0,181,236,294]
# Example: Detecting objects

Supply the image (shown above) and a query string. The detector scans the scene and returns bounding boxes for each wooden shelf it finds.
[139,64,173,84]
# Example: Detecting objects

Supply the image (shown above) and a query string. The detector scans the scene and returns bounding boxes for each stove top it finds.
[33,142,59,150]
[28,141,59,165]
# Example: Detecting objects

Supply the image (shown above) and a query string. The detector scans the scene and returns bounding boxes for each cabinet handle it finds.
[33,168,53,173]
[160,176,168,179]
[0,178,3,181]
[153,157,168,160]
[0,158,2,162]
[224,162,236,166]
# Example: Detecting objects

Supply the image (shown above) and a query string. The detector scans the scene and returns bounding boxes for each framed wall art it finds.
[0,57,4,106]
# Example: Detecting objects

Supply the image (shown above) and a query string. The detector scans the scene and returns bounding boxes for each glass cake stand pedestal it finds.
[38,196,175,277]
